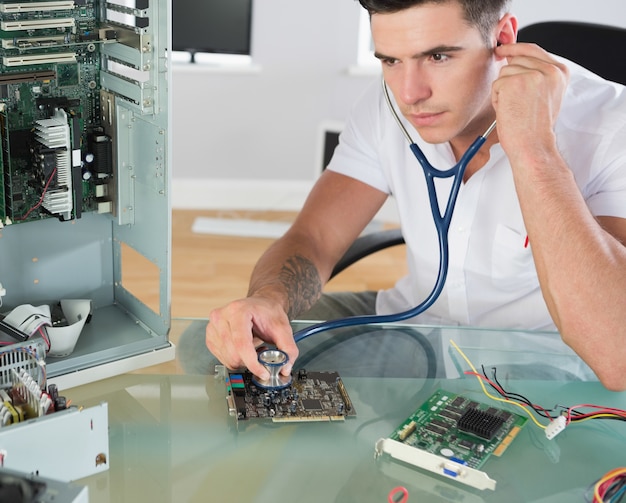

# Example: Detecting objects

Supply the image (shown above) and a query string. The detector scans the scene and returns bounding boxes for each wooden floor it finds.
[129,209,407,373]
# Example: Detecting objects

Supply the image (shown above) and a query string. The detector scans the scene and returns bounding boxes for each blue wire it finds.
[611,483,626,503]
[293,134,487,343]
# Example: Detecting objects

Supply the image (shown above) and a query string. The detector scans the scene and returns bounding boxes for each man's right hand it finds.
[205,297,299,380]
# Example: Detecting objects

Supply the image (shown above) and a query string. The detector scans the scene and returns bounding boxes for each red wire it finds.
[567,403,626,424]
[464,371,507,395]
[37,327,51,352]
[464,371,555,420]
[17,167,58,221]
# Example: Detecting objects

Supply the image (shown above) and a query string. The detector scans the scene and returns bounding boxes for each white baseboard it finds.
[172,178,400,223]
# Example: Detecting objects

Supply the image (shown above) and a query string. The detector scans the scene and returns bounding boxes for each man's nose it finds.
[396,66,431,106]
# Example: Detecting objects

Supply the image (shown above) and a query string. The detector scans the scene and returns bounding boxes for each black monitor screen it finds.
[172,0,252,55]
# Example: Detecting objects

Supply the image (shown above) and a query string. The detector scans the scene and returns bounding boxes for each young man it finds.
[206,0,626,390]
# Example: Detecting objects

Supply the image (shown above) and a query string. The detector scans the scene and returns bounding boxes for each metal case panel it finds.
[0,403,109,482]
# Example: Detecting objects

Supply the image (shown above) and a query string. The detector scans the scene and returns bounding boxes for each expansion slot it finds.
[3,52,76,67]
[0,69,56,84]
[105,8,148,29]
[1,18,75,31]
[0,1,75,13]
[107,0,148,9]
[2,35,66,50]
[107,60,150,83]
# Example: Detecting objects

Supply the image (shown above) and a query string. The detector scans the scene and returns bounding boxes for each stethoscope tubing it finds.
[293,80,495,343]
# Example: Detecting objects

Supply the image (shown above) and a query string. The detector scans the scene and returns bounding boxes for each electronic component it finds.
[0,0,151,226]
[545,415,567,439]
[0,340,62,426]
[0,1,81,224]
[375,389,527,491]
[222,366,356,423]
[0,341,109,482]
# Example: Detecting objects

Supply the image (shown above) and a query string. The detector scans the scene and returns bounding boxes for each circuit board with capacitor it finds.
[224,367,357,423]
[375,388,527,491]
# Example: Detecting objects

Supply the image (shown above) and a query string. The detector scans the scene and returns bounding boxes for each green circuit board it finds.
[388,389,527,470]
[0,0,115,226]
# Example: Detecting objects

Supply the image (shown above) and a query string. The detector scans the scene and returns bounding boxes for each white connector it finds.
[0,282,6,297]
[545,415,567,440]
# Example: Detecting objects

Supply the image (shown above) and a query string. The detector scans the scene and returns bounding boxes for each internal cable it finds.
[450,340,547,429]
[16,167,57,221]
[587,467,626,503]
[450,340,626,434]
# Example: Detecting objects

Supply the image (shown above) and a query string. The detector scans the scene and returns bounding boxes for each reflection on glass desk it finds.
[67,319,624,503]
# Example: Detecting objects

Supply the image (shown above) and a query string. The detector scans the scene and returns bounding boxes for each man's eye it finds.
[431,53,449,62]
[382,58,398,66]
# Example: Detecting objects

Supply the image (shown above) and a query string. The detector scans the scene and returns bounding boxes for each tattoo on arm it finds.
[279,255,322,319]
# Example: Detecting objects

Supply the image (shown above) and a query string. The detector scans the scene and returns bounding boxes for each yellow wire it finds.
[449,339,547,430]
[573,413,623,423]
[594,467,626,502]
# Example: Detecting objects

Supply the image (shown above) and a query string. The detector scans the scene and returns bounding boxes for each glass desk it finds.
[67,319,624,503]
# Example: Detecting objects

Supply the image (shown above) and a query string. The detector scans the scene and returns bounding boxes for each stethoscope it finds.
[290,79,497,344]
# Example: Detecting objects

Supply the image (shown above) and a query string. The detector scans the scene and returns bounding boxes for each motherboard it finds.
[0,0,148,227]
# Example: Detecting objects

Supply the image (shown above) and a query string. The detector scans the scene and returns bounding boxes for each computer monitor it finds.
[172,0,253,57]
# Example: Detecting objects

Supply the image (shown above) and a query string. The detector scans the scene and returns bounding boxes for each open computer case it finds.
[0,0,173,389]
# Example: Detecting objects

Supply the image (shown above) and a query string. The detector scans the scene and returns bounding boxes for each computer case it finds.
[0,0,173,388]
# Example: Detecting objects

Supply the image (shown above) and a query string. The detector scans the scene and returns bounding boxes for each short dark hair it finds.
[357,0,511,44]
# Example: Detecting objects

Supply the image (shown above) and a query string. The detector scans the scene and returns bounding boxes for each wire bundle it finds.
[470,364,626,427]
[587,468,626,503]
[451,340,626,430]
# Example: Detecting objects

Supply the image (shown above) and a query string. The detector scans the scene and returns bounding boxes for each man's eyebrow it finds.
[374,45,465,60]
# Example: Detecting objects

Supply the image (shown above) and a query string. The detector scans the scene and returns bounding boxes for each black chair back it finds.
[517,21,626,85]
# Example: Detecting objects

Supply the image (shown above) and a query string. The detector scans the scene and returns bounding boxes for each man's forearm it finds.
[247,245,323,321]
[512,150,626,390]
[276,254,323,319]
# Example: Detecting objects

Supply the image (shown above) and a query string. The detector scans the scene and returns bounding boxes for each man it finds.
[206,0,626,390]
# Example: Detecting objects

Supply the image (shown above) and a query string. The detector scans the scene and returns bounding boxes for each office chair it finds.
[330,20,626,279]
[516,21,626,86]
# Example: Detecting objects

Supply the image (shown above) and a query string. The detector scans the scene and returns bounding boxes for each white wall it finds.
[172,0,626,210]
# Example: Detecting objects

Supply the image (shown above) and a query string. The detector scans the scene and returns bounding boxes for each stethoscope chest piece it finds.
[252,348,293,390]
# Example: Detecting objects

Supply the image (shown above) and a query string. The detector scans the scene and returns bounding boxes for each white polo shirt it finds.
[327,59,626,330]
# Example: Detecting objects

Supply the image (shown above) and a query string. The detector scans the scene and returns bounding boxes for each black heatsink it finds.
[457,408,505,440]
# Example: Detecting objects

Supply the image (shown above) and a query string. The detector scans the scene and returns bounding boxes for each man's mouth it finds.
[406,111,445,127]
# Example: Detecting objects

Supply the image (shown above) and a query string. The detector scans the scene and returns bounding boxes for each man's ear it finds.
[495,13,518,47]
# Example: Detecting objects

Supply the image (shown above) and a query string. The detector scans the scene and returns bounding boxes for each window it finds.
[353,9,379,74]
[172,0,253,64]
